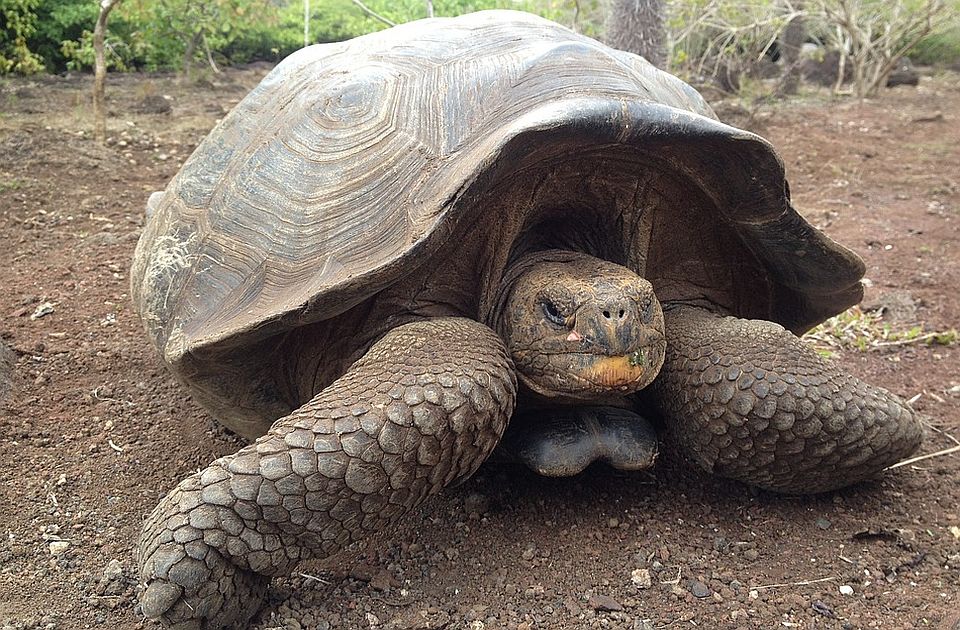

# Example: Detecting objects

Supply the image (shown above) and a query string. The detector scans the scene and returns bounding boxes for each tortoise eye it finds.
[541,300,565,326]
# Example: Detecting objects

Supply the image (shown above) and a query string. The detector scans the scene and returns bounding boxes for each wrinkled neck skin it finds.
[488,249,667,405]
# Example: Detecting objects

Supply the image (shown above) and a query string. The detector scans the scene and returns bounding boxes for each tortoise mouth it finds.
[521,342,666,396]
[580,353,653,387]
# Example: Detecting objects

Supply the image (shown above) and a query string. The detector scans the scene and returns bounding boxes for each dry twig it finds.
[752,576,837,590]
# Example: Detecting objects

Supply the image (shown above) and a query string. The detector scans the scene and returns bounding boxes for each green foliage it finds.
[806,306,959,357]
[302,0,595,43]
[910,26,960,65]
[0,0,44,74]
[29,0,97,70]
[11,0,597,74]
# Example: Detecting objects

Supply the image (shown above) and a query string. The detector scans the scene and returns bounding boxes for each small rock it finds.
[136,94,173,114]
[48,541,70,555]
[30,302,56,320]
[370,569,396,591]
[861,290,917,323]
[815,517,832,530]
[588,593,624,612]
[688,580,711,598]
[607,517,620,528]
[521,545,536,561]
[812,599,837,618]
[102,559,123,582]
[631,568,652,589]
[743,548,759,561]
[886,56,920,87]
[635,620,655,630]
[839,584,854,596]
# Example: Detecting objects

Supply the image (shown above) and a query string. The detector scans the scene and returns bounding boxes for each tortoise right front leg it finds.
[651,307,922,494]
[138,318,516,629]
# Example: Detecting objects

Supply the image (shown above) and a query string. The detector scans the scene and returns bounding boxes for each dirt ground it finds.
[1,64,958,630]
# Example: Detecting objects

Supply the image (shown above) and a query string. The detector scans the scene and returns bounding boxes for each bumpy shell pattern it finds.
[131,10,864,375]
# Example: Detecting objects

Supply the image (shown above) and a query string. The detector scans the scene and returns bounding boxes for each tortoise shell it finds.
[131,10,863,377]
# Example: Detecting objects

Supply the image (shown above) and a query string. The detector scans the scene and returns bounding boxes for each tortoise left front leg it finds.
[651,307,922,494]
[137,318,516,629]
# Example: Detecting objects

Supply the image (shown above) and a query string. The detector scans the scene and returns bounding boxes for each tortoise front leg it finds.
[651,307,922,494]
[138,318,516,629]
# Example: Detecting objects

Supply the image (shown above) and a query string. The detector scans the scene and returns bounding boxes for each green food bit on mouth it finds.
[629,349,646,367]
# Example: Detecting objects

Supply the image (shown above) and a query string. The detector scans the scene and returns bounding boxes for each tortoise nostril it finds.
[618,309,625,319]
[602,310,611,319]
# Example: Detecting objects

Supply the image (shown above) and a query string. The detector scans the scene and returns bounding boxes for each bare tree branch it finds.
[351,0,396,27]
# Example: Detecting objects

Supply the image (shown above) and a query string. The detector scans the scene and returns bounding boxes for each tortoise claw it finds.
[138,538,268,629]
[140,581,183,619]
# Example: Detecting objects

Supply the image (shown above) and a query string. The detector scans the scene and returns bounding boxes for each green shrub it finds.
[1,0,44,74]
[910,27,960,65]
[10,0,597,74]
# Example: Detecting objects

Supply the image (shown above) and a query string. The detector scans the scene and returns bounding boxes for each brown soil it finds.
[1,67,958,630]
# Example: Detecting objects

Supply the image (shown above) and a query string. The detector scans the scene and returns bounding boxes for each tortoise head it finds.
[493,250,666,399]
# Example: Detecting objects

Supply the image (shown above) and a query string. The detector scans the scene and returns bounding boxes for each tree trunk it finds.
[604,0,666,68]
[181,31,202,80]
[303,0,310,47]
[93,0,121,144]
[776,8,806,96]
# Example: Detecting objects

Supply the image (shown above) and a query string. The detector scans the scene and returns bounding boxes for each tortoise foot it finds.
[139,516,268,629]
[502,406,658,477]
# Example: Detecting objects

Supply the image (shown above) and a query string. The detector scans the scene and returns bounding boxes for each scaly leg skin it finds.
[651,307,922,494]
[138,318,516,629]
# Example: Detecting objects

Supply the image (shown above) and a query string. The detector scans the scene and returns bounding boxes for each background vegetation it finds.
[1,0,958,93]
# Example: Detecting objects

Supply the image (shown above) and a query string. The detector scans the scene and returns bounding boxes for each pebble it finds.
[588,593,624,612]
[816,517,832,530]
[102,559,123,582]
[812,599,837,618]
[521,545,536,561]
[839,584,855,596]
[631,568,652,589]
[48,541,69,555]
[688,580,711,598]
[743,548,760,561]
[607,517,620,528]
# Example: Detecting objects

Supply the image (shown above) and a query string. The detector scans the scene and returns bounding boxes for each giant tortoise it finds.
[131,10,922,628]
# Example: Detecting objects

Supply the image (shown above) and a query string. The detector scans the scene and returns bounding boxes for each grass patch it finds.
[805,306,958,358]
[0,178,22,193]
